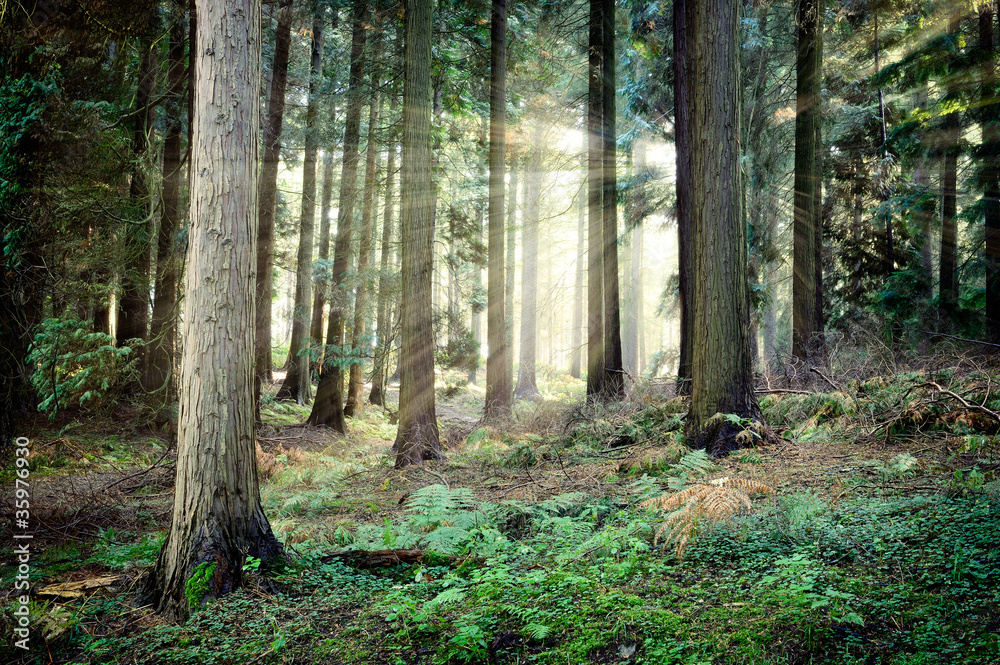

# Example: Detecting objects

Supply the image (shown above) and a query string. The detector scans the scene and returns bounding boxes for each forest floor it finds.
[1,359,999,664]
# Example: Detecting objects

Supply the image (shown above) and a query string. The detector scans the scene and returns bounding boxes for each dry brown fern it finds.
[639,477,774,560]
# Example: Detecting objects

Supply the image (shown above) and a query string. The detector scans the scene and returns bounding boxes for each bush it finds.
[27,317,138,417]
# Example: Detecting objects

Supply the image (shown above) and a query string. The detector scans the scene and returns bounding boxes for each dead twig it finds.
[912,382,1000,426]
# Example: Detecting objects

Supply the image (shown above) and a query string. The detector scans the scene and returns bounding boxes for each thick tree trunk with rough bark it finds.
[307,0,368,431]
[515,134,541,398]
[144,11,186,401]
[278,0,324,405]
[792,0,822,362]
[394,0,443,467]
[685,0,767,456]
[254,0,294,406]
[143,0,283,621]
[117,28,157,363]
[587,0,605,400]
[674,0,692,395]
[485,0,511,419]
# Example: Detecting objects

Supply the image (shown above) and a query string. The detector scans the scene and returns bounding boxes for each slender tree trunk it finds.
[485,0,511,419]
[309,9,340,379]
[394,0,442,467]
[371,96,399,406]
[144,10,187,401]
[347,32,385,419]
[505,152,518,394]
[792,0,822,362]
[875,10,893,276]
[515,130,541,398]
[143,0,283,620]
[117,29,158,361]
[254,0,294,407]
[278,0,324,405]
[914,83,934,285]
[601,0,624,399]
[587,0,605,400]
[674,0,692,395]
[685,0,767,455]
[981,5,1000,333]
[623,140,645,383]
[940,13,962,312]
[570,154,585,379]
[308,0,368,431]
[469,122,487,384]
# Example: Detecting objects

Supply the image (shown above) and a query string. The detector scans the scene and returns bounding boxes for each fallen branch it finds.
[912,381,1000,426]
[755,388,814,395]
[320,549,457,569]
[810,367,842,392]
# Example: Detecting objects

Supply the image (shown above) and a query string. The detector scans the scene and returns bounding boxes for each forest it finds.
[1,0,998,662]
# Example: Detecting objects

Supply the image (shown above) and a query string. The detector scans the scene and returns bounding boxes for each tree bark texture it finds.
[145,0,283,620]
[394,0,443,467]
[485,0,511,419]
[674,0,692,395]
[685,0,766,456]
[586,0,605,400]
[601,0,624,399]
[254,0,294,405]
[308,0,368,431]
[278,0,324,405]
[792,0,822,362]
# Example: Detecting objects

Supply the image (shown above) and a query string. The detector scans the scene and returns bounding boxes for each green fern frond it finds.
[525,623,552,641]
[670,449,718,478]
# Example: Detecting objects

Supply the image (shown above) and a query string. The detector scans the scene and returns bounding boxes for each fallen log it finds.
[320,549,457,569]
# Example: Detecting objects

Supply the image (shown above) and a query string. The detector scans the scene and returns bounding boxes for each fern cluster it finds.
[640,476,774,560]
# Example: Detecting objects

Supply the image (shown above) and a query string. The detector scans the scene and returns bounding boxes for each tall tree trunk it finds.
[311,149,335,372]
[981,4,1000,333]
[347,33,385,419]
[143,0,283,620]
[875,9,893,276]
[117,28,158,362]
[485,0,511,419]
[278,0,324,405]
[504,152,517,394]
[254,0,294,407]
[674,0,692,395]
[371,90,399,406]
[792,0,822,362]
[914,83,934,287]
[685,0,766,455]
[515,131,541,398]
[394,0,443,467]
[601,0,624,399]
[308,0,368,431]
[586,0,605,400]
[144,9,187,401]
[623,139,645,383]
[469,121,487,384]
[309,8,340,378]
[570,150,585,379]
[939,11,962,312]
